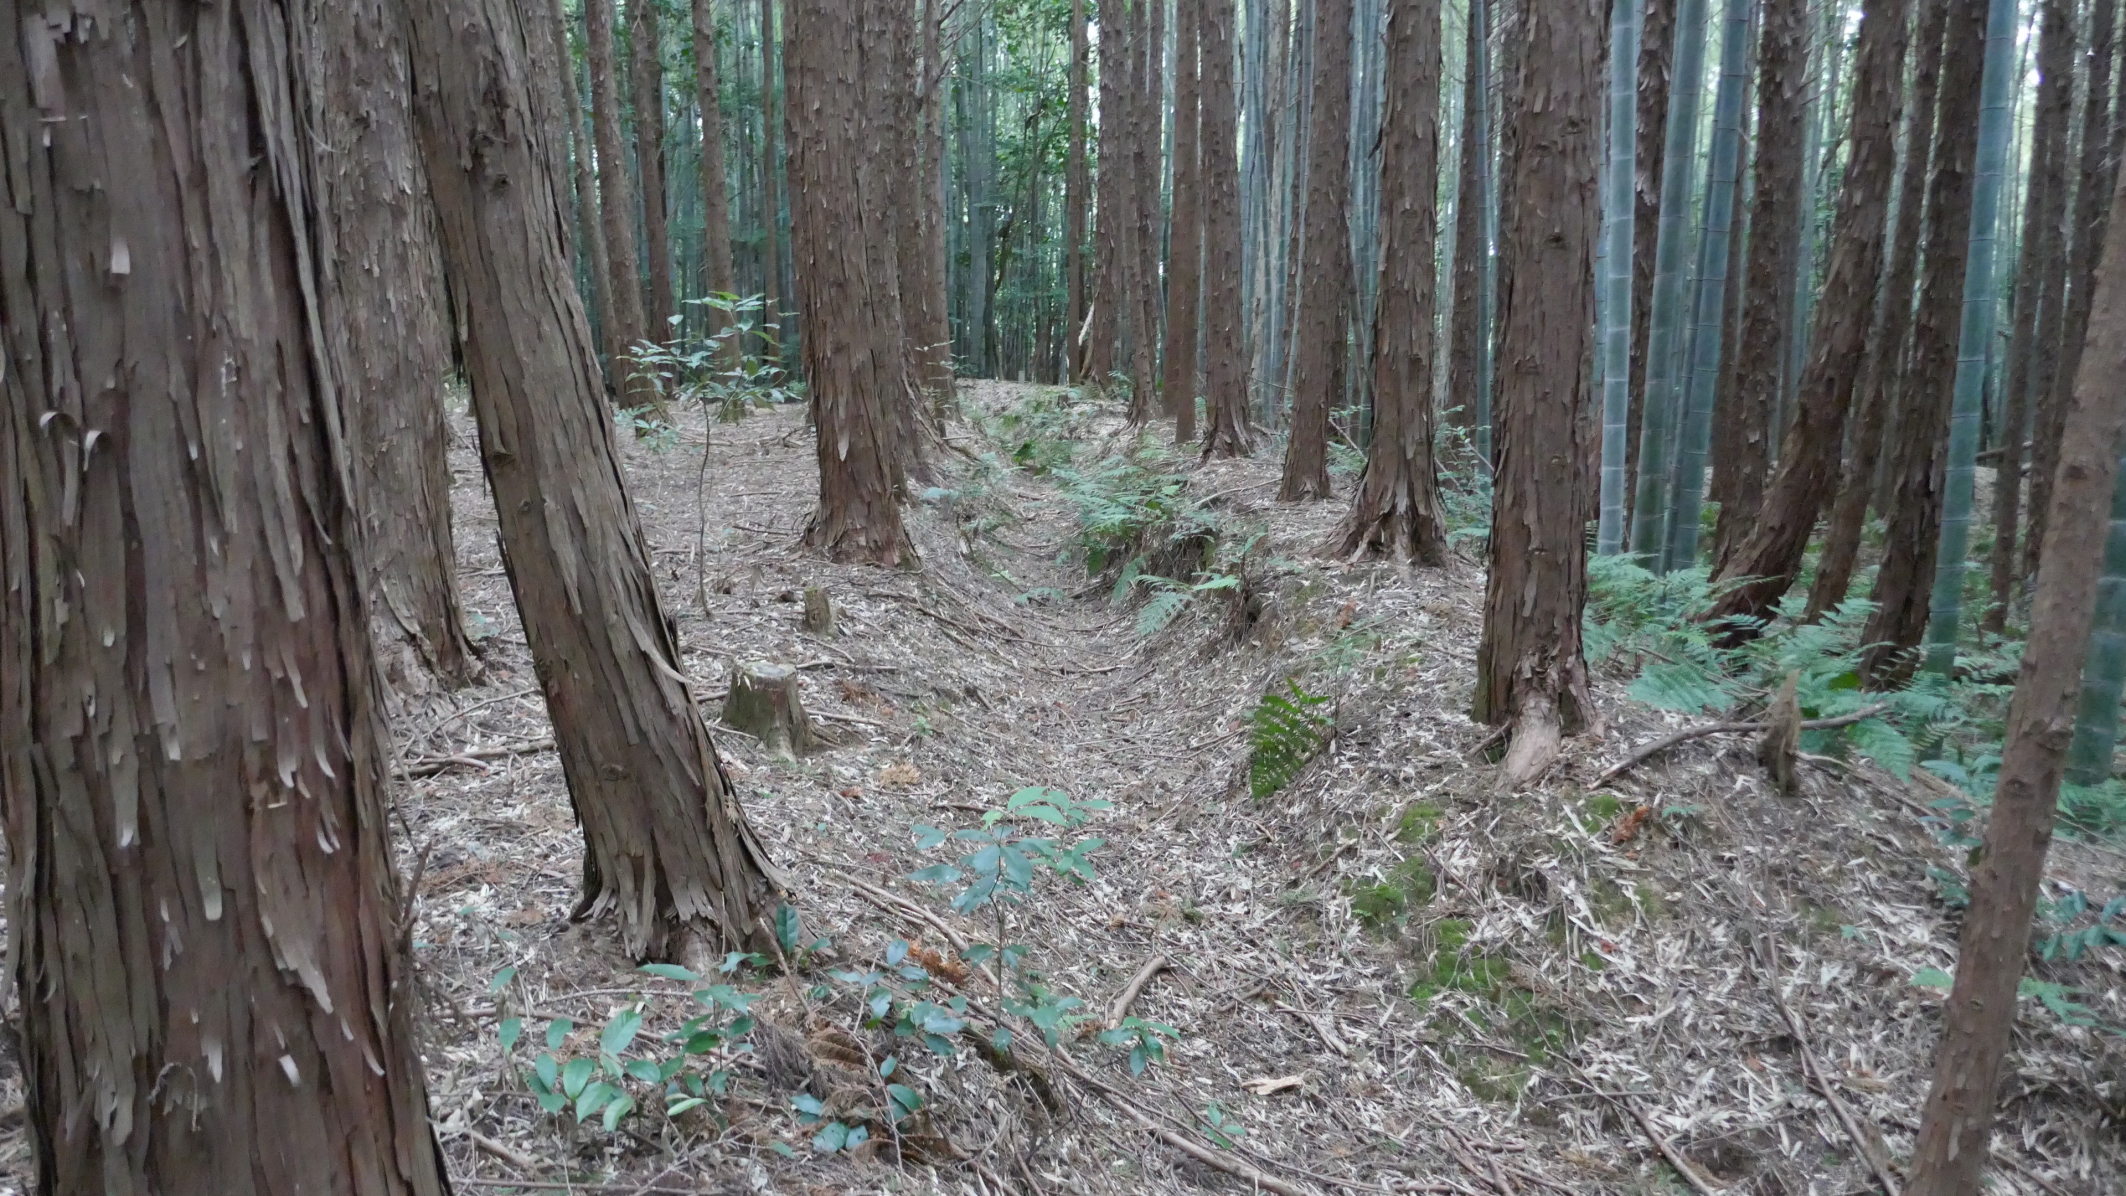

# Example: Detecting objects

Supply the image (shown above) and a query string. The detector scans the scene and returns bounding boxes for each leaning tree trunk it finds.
[694,0,740,314]
[1860,0,1988,688]
[630,0,676,341]
[1473,0,1603,786]
[1628,0,1711,565]
[1906,146,2126,1196]
[404,0,781,962]
[786,0,916,563]
[1278,0,1357,500]
[1163,0,1207,444]
[1920,0,2019,679]
[0,4,450,1189]
[1703,0,1908,632]
[1809,0,1949,620]
[1333,0,1445,562]
[323,0,479,691]
[587,0,650,399]
[1709,0,1806,572]
[1201,0,1256,457]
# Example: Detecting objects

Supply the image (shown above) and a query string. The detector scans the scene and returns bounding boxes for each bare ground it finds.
[1,380,2120,1194]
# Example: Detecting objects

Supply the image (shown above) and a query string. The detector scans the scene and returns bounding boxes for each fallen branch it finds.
[1762,960,1902,1196]
[438,1123,542,1173]
[1107,953,1170,1026]
[1592,703,1891,787]
[1618,1099,1723,1196]
[397,738,555,779]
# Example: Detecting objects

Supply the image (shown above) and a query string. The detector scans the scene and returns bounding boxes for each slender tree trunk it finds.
[321,0,479,691]
[1164,0,1207,443]
[881,0,953,406]
[406,0,781,961]
[760,0,785,350]
[1091,0,1126,386]
[1710,0,1806,571]
[2028,0,2124,581]
[1921,0,2020,677]
[1474,0,1603,787]
[695,0,740,309]
[1278,0,1356,500]
[632,0,676,340]
[1597,0,1642,554]
[1629,0,1679,512]
[1983,0,2074,634]
[589,0,650,393]
[1810,0,1948,620]
[1906,151,2126,1196]
[1126,0,1167,422]
[1628,0,1711,563]
[1660,0,1752,571]
[1704,0,1909,631]
[1203,0,1257,456]
[1,5,451,1188]
[1067,0,1092,380]
[1860,0,1988,688]
[1447,0,1490,439]
[1335,0,1445,561]
[563,0,618,382]
[786,0,916,563]
[921,0,953,403]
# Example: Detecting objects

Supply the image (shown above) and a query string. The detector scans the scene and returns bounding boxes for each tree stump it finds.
[723,662,818,758]
[802,586,836,636]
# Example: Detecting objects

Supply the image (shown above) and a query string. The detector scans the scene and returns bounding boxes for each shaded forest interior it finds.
[6,0,2126,1194]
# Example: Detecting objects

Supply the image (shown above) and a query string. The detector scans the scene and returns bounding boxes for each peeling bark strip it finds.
[400,0,779,960]
[0,4,449,1191]
[1473,0,1604,786]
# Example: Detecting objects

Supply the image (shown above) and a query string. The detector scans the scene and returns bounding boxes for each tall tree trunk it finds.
[1203,0,1256,456]
[0,5,450,1188]
[1627,0,1710,563]
[786,0,916,563]
[1920,0,2020,677]
[881,0,954,406]
[562,0,618,381]
[2028,0,2124,581]
[1164,0,1207,443]
[1906,152,2126,1196]
[1091,0,1126,385]
[1447,0,1491,441]
[1710,0,1806,571]
[323,0,479,690]
[1660,0,1753,571]
[631,0,676,340]
[1334,0,1445,561]
[760,0,784,352]
[1126,0,1167,422]
[1278,0,1356,500]
[1067,0,1092,380]
[588,0,651,394]
[1984,0,2075,634]
[405,0,781,961]
[1628,0,1678,512]
[1474,0,1603,786]
[1859,0,1988,688]
[1809,0,1948,620]
[1704,0,1909,631]
[1597,0,1642,554]
[695,0,740,310]
[921,0,953,404]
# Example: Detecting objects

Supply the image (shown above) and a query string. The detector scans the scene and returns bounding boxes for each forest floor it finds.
[1,381,2121,1194]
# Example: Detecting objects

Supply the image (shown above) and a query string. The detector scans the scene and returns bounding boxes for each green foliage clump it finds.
[1247,680,1333,800]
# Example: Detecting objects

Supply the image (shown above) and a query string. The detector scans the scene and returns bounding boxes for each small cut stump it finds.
[723,662,818,758]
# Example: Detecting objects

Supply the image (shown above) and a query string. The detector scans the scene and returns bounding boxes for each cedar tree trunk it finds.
[1278,0,1356,500]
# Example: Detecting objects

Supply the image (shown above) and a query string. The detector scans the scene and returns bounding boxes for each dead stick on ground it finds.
[398,738,555,778]
[1618,1099,1722,1195]
[438,1124,542,1173]
[1758,943,1902,1196]
[1593,704,1891,787]
[1107,953,1169,1026]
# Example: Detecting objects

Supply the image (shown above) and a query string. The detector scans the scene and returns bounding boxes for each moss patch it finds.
[1396,802,1445,845]
[1349,857,1438,932]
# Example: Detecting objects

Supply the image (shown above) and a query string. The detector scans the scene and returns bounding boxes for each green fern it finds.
[1248,681,1333,800]
[1136,588,1191,637]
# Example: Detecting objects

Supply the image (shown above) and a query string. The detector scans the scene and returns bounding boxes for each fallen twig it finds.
[438,1123,542,1173]
[1757,940,1902,1196]
[397,738,555,778]
[1592,703,1891,786]
[1107,953,1170,1026]
[1617,1099,1723,1196]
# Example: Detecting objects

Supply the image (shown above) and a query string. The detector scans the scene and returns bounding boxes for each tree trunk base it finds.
[723,662,819,758]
